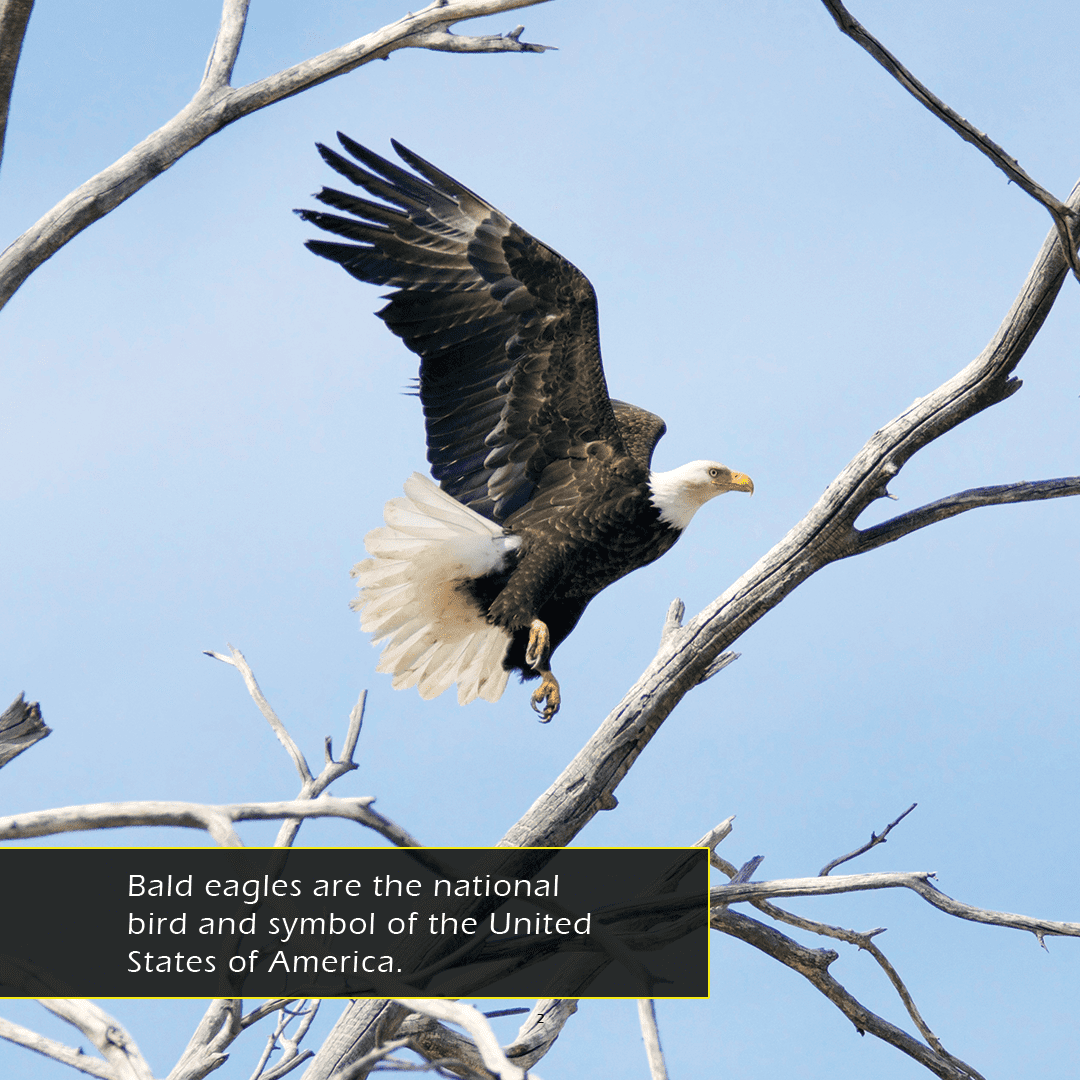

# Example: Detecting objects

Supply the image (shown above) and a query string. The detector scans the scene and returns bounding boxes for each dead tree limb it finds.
[205,646,368,847]
[712,907,980,1080]
[819,0,1080,280]
[819,803,918,875]
[0,0,552,311]
[0,0,32,173]
[0,692,49,769]
[0,1015,116,1080]
[36,1001,154,1080]
[0,795,419,847]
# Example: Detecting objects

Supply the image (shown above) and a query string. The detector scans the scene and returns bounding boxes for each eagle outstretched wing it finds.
[297,135,655,522]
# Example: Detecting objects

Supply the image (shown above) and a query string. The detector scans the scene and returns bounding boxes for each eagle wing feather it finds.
[298,135,633,522]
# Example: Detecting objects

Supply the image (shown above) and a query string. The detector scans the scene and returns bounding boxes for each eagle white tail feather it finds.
[352,473,518,704]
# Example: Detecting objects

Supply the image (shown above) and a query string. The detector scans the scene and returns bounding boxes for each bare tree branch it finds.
[205,646,314,784]
[274,692,367,848]
[0,0,32,173]
[301,1001,411,1080]
[249,1001,319,1080]
[694,815,735,868]
[0,0,553,312]
[819,0,1080,280]
[0,1015,117,1080]
[206,646,374,847]
[708,820,993,1075]
[38,1001,154,1080]
[325,1037,414,1080]
[390,1002,531,1080]
[0,795,420,847]
[712,907,980,1080]
[0,692,50,768]
[819,803,918,875]
[847,478,1080,556]
[167,999,242,1080]
[711,871,1080,941]
[202,0,250,90]
[710,837,984,1076]
[857,937,987,1080]
[636,1000,669,1080]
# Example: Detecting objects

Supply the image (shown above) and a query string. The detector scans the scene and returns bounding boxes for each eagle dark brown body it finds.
[299,136,752,719]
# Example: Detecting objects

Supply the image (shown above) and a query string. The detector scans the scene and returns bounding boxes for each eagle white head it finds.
[649,460,754,531]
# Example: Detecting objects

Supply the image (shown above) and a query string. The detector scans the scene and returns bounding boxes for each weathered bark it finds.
[0,692,49,769]
[0,0,551,312]
[0,0,33,173]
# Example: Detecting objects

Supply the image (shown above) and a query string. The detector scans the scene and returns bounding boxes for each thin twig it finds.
[820,0,1080,281]
[206,646,313,784]
[275,690,368,848]
[659,598,685,647]
[819,803,918,875]
[713,907,981,1080]
[249,1000,319,1080]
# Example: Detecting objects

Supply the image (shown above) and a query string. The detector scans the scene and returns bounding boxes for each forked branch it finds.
[0,795,420,847]
[712,907,980,1080]
[0,0,553,311]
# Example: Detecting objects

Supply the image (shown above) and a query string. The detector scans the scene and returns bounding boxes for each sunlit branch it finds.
[0,1015,116,1080]
[847,478,1080,556]
[712,872,1080,941]
[38,1001,154,1080]
[819,803,917,875]
[0,0,33,173]
[0,0,553,311]
[820,0,1080,280]
[712,907,981,1080]
[637,1000,669,1080]
[0,795,420,848]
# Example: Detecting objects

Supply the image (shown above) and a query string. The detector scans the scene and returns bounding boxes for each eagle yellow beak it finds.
[731,472,754,495]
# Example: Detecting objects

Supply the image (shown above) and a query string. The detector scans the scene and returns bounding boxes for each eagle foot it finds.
[530,668,561,723]
[525,618,551,670]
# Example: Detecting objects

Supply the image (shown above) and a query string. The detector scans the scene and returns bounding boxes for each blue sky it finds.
[1,2,1077,1077]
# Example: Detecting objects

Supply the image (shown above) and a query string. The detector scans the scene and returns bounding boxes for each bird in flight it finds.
[299,135,753,720]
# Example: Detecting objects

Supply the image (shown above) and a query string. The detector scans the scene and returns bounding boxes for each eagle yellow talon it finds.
[530,669,561,723]
[525,618,551,670]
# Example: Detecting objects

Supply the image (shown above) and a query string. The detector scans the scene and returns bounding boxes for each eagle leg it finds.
[525,618,551,670]
[530,668,561,723]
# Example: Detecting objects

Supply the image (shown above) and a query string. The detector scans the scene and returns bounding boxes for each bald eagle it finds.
[299,136,753,720]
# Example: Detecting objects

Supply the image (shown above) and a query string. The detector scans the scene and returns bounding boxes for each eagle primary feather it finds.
[299,135,753,720]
